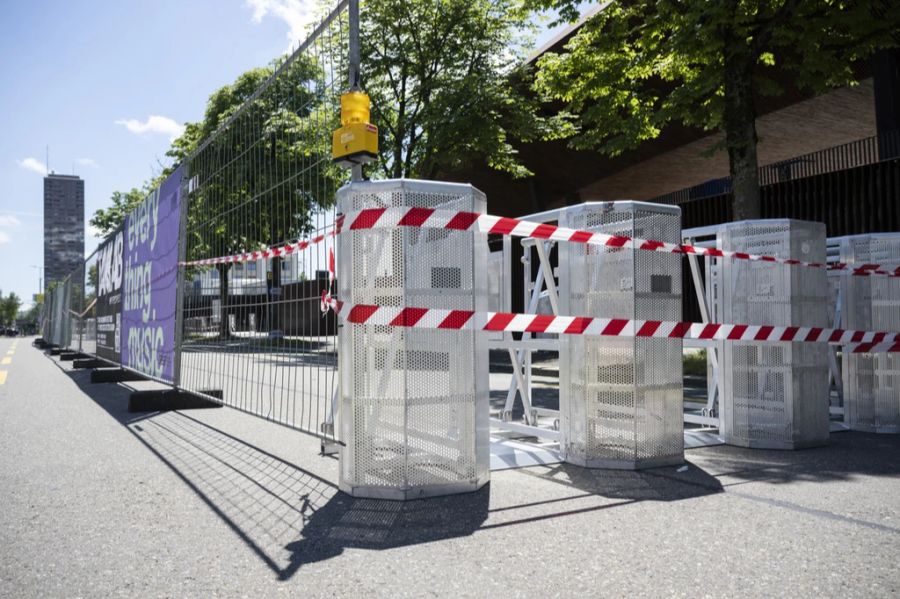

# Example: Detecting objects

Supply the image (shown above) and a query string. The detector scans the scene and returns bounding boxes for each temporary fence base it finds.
[128,389,223,413]
[47,348,63,356]
[59,352,88,362]
[90,368,149,384]
[72,358,108,370]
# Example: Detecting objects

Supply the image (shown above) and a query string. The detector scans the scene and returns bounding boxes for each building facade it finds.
[43,173,84,288]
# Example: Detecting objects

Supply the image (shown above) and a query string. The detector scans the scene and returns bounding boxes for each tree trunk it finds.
[723,35,761,220]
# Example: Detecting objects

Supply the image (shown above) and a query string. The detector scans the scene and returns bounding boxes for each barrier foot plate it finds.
[73,359,108,370]
[128,389,223,413]
[90,369,148,384]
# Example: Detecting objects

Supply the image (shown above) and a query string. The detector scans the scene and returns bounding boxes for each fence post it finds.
[172,169,191,388]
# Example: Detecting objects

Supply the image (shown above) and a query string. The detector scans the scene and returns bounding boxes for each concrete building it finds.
[43,173,84,288]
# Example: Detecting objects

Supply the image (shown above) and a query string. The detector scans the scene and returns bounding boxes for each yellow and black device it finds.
[332,91,378,167]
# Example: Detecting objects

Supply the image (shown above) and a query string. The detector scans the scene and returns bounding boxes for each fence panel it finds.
[177,1,350,439]
[80,249,100,356]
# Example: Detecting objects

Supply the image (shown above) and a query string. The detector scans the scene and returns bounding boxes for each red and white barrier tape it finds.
[344,207,900,278]
[323,298,900,354]
[320,247,336,314]
[180,215,345,267]
[178,207,900,277]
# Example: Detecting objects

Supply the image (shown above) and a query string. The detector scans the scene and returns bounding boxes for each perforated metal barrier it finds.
[337,179,489,499]
[717,220,830,449]
[840,233,900,433]
[559,202,684,469]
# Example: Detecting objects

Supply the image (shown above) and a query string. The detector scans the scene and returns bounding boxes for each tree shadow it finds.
[684,433,900,487]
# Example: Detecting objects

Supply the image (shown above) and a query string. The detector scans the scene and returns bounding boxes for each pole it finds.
[348,0,363,182]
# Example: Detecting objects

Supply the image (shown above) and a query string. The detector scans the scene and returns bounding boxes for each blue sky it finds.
[0,0,577,309]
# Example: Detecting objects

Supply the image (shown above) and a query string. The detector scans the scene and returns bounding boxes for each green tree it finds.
[90,182,163,238]
[1,292,22,327]
[168,58,342,338]
[361,0,573,179]
[528,0,900,219]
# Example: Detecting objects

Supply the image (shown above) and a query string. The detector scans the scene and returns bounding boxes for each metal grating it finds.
[559,202,683,469]
[718,220,830,449]
[840,233,900,433]
[338,179,489,499]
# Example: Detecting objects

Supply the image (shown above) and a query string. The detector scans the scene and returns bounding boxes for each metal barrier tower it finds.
[337,179,489,499]
[558,201,684,469]
[717,220,830,449]
[840,233,900,433]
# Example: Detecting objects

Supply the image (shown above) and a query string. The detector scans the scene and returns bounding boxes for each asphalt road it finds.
[2,337,899,597]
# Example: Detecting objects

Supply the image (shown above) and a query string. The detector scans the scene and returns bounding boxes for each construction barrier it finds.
[840,233,900,433]
[337,179,489,499]
[37,0,900,501]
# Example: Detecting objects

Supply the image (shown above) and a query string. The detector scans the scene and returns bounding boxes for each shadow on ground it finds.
[46,351,900,580]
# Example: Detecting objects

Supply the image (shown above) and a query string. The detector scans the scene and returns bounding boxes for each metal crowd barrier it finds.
[39,0,354,446]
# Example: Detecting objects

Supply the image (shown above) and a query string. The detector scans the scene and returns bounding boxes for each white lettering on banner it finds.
[126,188,160,252]
[123,256,154,323]
[127,325,165,378]
[98,230,124,296]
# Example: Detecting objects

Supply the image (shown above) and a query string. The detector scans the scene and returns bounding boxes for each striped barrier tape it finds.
[179,215,345,267]
[344,207,900,278]
[323,298,900,354]
[179,208,899,278]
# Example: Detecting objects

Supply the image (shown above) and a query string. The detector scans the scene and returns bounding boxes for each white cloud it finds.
[115,115,185,141]
[0,232,10,245]
[16,157,48,176]
[76,157,99,168]
[0,215,22,228]
[246,0,317,50]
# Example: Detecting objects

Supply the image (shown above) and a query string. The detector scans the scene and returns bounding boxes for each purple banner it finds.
[120,166,184,381]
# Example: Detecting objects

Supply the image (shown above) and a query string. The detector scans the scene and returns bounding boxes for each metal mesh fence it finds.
[177,1,351,438]
[80,249,99,356]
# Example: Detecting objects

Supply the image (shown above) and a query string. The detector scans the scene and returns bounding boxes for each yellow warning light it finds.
[333,91,378,167]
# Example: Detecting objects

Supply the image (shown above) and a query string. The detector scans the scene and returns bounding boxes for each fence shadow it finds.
[54,356,900,582]
[58,364,488,581]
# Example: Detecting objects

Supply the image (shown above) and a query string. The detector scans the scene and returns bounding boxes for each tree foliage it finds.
[362,0,573,179]
[0,292,21,327]
[22,294,43,324]
[169,59,342,264]
[528,0,900,218]
[90,184,162,237]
